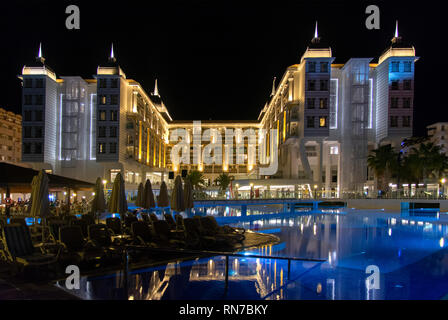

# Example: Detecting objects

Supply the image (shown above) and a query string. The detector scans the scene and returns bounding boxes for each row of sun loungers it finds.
[0,212,246,279]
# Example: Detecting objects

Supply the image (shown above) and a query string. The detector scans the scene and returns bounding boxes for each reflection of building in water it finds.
[188,245,286,299]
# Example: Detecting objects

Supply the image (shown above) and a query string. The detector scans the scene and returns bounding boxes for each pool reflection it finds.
[57,210,448,300]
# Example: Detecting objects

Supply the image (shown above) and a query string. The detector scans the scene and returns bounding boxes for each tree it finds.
[215,173,233,193]
[185,170,206,190]
[367,144,398,195]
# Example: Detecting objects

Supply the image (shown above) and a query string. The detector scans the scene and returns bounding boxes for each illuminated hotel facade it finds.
[19,24,418,197]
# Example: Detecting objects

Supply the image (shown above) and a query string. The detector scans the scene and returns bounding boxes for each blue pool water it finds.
[58,209,448,300]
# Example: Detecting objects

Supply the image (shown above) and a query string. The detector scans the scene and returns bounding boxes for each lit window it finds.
[330,146,339,154]
[319,116,327,127]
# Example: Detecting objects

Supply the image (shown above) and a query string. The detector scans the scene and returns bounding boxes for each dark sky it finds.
[0,0,444,136]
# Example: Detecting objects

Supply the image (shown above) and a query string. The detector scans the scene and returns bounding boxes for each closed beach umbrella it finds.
[184,179,194,210]
[170,175,185,212]
[91,177,106,222]
[143,179,156,209]
[157,181,169,208]
[30,170,50,241]
[135,183,144,207]
[108,172,128,218]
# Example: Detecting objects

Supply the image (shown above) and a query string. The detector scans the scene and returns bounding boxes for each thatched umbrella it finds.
[170,175,185,213]
[157,181,169,208]
[143,179,156,209]
[184,179,194,215]
[135,182,144,207]
[108,172,128,219]
[30,170,50,242]
[91,177,106,223]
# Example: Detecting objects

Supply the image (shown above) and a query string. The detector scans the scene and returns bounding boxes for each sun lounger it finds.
[1,225,61,269]
[164,213,177,230]
[59,225,104,266]
[130,221,156,247]
[151,220,185,247]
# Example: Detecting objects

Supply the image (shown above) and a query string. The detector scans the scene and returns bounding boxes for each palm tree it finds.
[367,144,398,195]
[185,170,206,190]
[215,173,233,194]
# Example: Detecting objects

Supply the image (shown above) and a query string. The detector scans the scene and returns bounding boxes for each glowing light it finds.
[314,21,318,39]
[92,192,95,196]
[102,180,107,185]
[110,43,114,59]
[388,228,392,236]
[440,238,445,248]
[38,42,42,58]
[394,20,399,38]
[441,178,446,184]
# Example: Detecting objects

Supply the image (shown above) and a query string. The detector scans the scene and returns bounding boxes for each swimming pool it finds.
[58,209,448,300]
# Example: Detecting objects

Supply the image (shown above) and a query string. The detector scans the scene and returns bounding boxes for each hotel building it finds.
[427,123,448,154]
[19,24,418,198]
[0,108,22,164]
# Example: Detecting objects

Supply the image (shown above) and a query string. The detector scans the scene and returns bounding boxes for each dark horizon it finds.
[0,0,444,136]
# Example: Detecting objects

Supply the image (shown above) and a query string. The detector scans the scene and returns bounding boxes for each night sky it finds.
[0,1,443,136]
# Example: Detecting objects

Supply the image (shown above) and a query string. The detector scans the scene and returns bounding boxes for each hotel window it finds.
[24,110,32,121]
[99,95,107,105]
[99,110,107,121]
[99,79,107,88]
[330,146,339,154]
[391,61,400,72]
[35,127,43,138]
[307,61,316,73]
[320,62,328,73]
[24,127,32,138]
[35,95,44,105]
[110,142,117,154]
[110,110,118,121]
[319,98,328,109]
[24,95,32,105]
[35,110,43,121]
[306,116,315,128]
[308,80,316,91]
[391,81,399,90]
[403,98,411,108]
[98,126,106,138]
[320,80,328,91]
[391,97,399,109]
[110,94,119,105]
[390,116,399,127]
[36,79,44,88]
[24,79,33,88]
[110,79,118,88]
[402,116,411,127]
[403,80,412,90]
[23,143,31,154]
[35,142,42,154]
[404,61,412,72]
[110,126,117,138]
[98,143,106,154]
[319,116,327,127]
[307,98,315,109]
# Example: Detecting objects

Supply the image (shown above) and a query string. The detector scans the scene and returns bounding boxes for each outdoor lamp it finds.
[102,180,107,185]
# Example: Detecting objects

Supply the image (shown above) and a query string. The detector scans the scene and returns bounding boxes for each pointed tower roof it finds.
[379,21,417,64]
[97,43,126,77]
[270,77,276,97]
[36,42,45,64]
[21,42,56,80]
[153,79,160,96]
[301,21,332,62]
[109,43,117,63]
